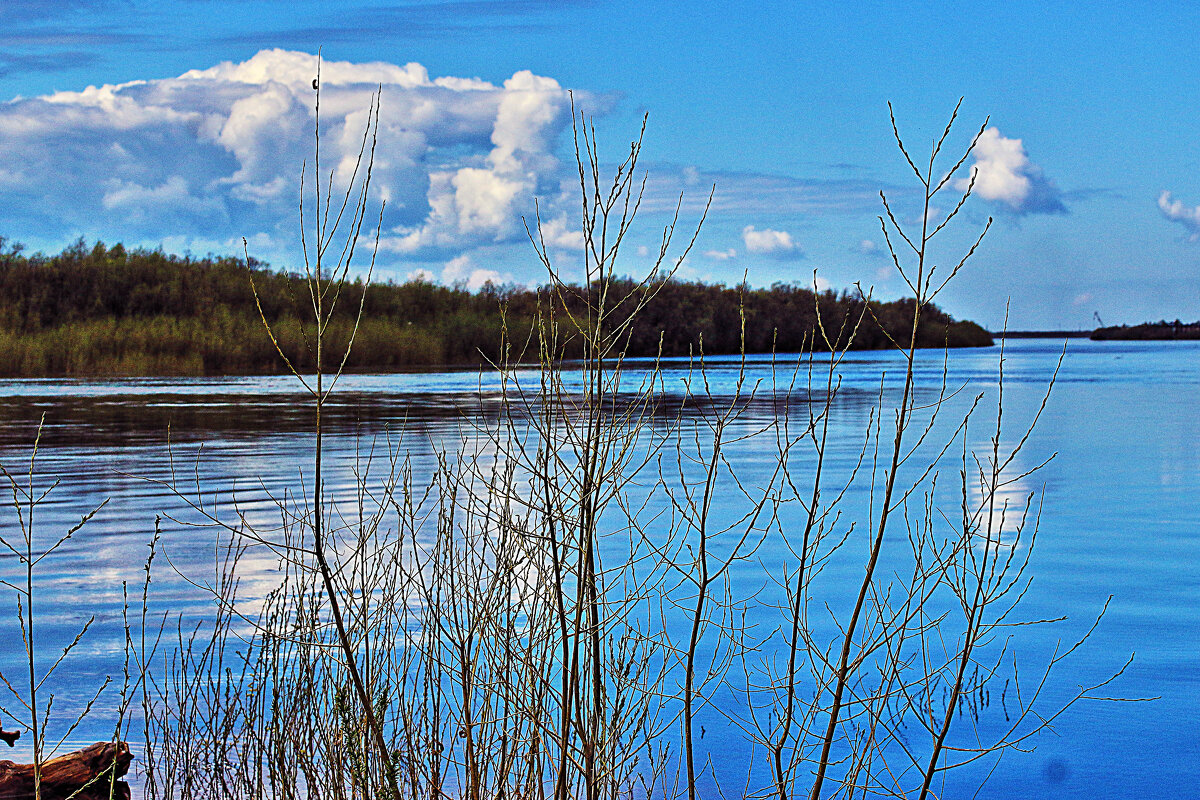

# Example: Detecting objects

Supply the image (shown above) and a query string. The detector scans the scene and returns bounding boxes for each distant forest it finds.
[0,238,993,376]
[1092,320,1200,341]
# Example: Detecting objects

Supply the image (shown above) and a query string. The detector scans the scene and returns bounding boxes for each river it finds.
[0,338,1195,799]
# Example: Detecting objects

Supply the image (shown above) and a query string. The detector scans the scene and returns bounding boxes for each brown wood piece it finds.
[0,741,132,800]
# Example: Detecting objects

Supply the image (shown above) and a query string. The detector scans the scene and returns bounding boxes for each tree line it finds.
[1091,320,1200,340]
[0,237,992,376]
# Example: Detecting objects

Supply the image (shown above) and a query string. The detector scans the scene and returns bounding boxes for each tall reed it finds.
[137,72,1124,800]
[0,417,125,800]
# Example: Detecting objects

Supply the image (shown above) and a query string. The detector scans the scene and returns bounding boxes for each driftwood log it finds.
[0,741,131,800]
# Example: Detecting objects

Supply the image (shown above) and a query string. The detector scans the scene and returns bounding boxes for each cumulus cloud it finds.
[703,248,737,261]
[1158,191,1200,240]
[0,48,575,266]
[957,127,1065,214]
[442,253,505,290]
[532,215,584,250]
[742,225,801,259]
[378,68,571,257]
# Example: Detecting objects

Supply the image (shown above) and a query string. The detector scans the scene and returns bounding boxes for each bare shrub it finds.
[138,74,1123,800]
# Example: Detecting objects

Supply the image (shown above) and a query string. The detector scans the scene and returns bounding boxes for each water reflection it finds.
[0,339,1196,798]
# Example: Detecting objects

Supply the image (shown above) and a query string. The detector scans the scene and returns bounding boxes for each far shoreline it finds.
[991,330,1092,339]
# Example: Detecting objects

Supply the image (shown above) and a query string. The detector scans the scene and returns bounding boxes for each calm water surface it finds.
[0,339,1196,798]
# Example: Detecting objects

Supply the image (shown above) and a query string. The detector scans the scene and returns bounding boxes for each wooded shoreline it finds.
[1091,320,1200,340]
[0,237,994,377]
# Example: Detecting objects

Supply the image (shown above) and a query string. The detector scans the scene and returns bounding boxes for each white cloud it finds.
[101,176,227,226]
[957,127,1065,214]
[442,253,505,290]
[530,215,584,250]
[703,248,737,261]
[0,48,575,266]
[376,68,571,257]
[406,268,436,283]
[442,254,472,281]
[157,231,275,261]
[854,238,888,258]
[215,82,307,199]
[1158,191,1200,240]
[490,70,563,173]
[742,225,801,259]
[182,50,434,91]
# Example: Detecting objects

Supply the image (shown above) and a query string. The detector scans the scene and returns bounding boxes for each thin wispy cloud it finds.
[640,165,903,217]
[0,29,144,48]
[0,51,102,77]
[2,0,119,22]
[853,238,884,258]
[0,0,144,51]
[220,0,595,45]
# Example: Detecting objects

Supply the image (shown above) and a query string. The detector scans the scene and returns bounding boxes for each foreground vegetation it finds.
[0,80,1120,800]
[0,237,991,376]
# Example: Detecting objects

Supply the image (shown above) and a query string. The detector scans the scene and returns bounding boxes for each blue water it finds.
[0,338,1195,798]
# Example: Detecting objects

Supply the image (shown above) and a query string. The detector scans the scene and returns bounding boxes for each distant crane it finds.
[1093,311,1105,328]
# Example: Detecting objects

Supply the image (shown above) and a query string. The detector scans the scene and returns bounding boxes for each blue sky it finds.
[2,0,1199,329]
